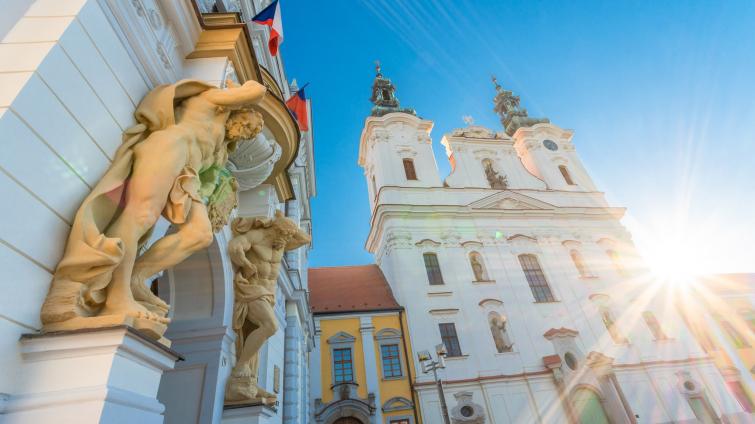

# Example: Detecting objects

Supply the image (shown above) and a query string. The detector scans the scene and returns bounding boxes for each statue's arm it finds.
[229,235,256,276]
[203,80,266,108]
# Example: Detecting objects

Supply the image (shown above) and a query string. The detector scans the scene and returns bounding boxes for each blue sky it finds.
[280,0,755,273]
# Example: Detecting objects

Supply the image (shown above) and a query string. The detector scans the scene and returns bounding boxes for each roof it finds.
[308,265,400,314]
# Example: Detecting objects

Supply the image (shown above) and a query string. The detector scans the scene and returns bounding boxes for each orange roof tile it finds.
[308,265,400,314]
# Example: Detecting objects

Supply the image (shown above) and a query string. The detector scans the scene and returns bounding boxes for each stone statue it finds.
[470,254,485,281]
[482,159,508,190]
[224,211,310,404]
[490,314,513,353]
[40,79,266,340]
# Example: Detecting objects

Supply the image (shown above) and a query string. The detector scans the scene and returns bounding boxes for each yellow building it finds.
[678,273,755,414]
[309,265,419,424]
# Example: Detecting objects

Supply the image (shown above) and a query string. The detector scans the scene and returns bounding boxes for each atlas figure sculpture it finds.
[41,79,266,339]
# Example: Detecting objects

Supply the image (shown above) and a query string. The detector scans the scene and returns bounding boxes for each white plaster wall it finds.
[0,0,148,396]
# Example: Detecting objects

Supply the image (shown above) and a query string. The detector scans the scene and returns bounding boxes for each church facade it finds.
[0,1,314,423]
[357,68,754,423]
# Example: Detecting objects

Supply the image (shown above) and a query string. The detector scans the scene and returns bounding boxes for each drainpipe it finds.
[399,309,422,424]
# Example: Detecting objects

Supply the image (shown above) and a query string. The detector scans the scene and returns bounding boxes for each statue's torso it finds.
[173,95,231,171]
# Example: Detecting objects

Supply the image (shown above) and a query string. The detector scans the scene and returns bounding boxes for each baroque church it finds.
[306,67,753,423]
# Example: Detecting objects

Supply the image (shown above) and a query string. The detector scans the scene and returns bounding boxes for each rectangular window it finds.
[403,159,417,180]
[559,165,575,185]
[423,253,444,285]
[439,323,462,357]
[380,344,403,378]
[333,348,353,383]
[518,254,555,302]
[727,381,754,413]
[688,397,718,424]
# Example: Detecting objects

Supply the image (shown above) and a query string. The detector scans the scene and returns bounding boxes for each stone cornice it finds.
[366,204,626,253]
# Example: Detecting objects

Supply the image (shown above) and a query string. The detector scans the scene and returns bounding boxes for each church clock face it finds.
[543,139,558,151]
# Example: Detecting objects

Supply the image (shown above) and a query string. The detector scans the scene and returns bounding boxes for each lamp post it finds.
[418,344,451,424]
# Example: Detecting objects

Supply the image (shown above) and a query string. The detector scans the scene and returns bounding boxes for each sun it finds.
[643,236,707,285]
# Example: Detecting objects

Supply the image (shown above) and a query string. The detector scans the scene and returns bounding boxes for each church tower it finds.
[358,65,441,210]
[491,77,598,191]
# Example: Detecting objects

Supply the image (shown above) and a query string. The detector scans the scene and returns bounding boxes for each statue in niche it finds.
[40,79,266,339]
[482,159,507,189]
[489,313,514,353]
[225,211,310,404]
[470,253,486,281]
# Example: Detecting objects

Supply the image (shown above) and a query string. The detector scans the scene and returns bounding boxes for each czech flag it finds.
[251,0,283,56]
[286,85,309,132]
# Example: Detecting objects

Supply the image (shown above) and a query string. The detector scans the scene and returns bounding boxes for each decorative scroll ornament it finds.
[40,79,267,340]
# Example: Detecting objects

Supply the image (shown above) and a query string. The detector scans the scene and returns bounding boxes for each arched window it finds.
[600,305,626,344]
[403,158,417,180]
[572,388,610,424]
[570,249,590,278]
[482,158,507,189]
[469,251,489,281]
[559,165,575,185]
[606,249,627,276]
[518,254,555,302]
[592,295,627,344]
[423,253,444,285]
[643,311,668,340]
[488,312,513,353]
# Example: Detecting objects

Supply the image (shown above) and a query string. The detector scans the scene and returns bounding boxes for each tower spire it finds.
[491,75,549,135]
[369,63,416,117]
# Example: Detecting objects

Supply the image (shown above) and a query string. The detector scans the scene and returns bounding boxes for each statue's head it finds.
[225,108,264,150]
[270,210,311,251]
[231,210,311,252]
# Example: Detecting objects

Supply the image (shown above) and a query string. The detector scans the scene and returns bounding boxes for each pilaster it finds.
[360,316,382,423]
[282,305,302,422]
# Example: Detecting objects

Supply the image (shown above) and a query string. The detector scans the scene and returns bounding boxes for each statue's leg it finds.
[232,299,278,377]
[102,135,187,319]
[130,202,213,313]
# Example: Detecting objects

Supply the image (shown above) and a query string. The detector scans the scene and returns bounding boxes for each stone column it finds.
[282,304,302,423]
[360,316,382,423]
[3,327,180,424]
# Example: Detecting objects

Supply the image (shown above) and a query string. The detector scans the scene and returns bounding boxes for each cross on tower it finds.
[463,115,475,126]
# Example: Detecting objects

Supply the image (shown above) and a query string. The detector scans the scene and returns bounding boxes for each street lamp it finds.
[418,344,451,424]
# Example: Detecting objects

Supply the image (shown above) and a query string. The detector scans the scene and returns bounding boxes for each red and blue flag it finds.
[251,0,283,56]
[286,84,309,132]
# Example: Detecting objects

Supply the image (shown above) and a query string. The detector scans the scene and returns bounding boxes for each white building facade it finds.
[359,70,753,423]
[0,1,314,423]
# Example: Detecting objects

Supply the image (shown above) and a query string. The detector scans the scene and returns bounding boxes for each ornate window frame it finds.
[676,371,722,421]
[385,415,414,424]
[375,328,406,381]
[328,331,356,385]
